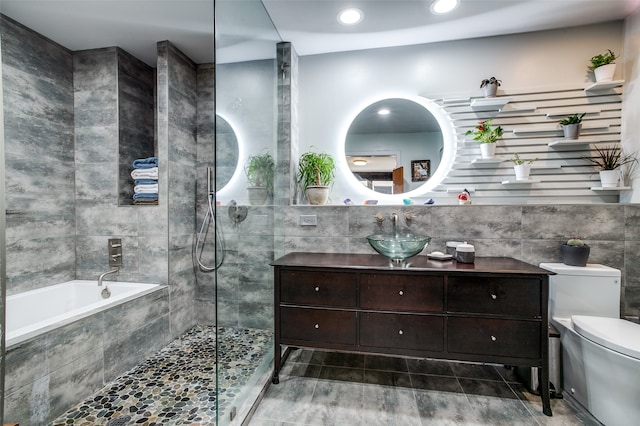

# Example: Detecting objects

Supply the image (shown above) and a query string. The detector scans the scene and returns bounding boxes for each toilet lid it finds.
[573,315,640,360]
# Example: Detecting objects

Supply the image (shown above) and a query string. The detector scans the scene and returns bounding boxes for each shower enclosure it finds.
[209,1,282,423]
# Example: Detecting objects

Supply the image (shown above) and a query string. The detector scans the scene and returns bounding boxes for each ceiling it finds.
[1,1,639,66]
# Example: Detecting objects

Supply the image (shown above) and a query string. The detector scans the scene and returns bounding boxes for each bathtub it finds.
[6,280,161,348]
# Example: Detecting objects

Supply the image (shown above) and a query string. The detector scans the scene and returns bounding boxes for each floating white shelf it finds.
[584,80,624,92]
[513,123,609,136]
[545,109,601,118]
[470,97,511,111]
[501,179,540,185]
[590,186,631,192]
[442,97,470,104]
[471,158,503,165]
[547,137,596,147]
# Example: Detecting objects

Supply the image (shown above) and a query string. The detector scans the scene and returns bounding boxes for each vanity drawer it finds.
[360,312,444,352]
[279,270,357,307]
[447,276,541,317]
[280,307,357,345]
[360,273,444,312]
[447,317,541,359]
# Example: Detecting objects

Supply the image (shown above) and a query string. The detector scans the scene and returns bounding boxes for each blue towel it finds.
[134,179,157,186]
[133,192,158,200]
[132,157,158,169]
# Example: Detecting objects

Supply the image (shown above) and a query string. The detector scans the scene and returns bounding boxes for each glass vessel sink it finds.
[366,232,431,264]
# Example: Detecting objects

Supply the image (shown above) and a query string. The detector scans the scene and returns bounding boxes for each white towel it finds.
[134,184,159,194]
[131,167,158,180]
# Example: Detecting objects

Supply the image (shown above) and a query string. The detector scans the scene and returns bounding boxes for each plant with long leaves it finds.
[586,145,637,171]
[589,49,617,71]
[297,150,336,190]
[559,113,586,126]
[245,152,275,195]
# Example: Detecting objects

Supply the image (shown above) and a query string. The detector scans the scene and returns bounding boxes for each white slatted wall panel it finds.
[432,84,624,204]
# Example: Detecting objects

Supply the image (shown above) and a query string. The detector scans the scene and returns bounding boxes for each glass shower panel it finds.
[211,1,281,424]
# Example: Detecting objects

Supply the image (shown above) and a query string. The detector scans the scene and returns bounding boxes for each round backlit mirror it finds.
[215,114,239,191]
[345,98,445,195]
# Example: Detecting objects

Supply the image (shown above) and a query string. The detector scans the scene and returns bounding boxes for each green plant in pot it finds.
[589,49,618,82]
[480,76,501,98]
[466,119,504,159]
[559,113,585,140]
[510,153,537,181]
[560,238,590,267]
[585,145,638,188]
[245,152,275,205]
[297,150,336,205]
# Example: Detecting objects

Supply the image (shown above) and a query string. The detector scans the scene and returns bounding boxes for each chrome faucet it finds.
[98,267,119,286]
[390,213,398,231]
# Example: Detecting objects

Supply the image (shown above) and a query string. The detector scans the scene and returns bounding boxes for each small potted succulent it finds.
[589,49,618,83]
[585,145,638,188]
[559,113,586,140]
[245,152,275,205]
[480,77,501,98]
[466,119,504,159]
[510,153,537,181]
[297,150,336,205]
[560,238,590,267]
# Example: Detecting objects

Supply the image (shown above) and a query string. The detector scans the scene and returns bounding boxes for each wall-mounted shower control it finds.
[108,238,123,267]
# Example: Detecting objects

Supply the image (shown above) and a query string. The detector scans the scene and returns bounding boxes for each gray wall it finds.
[1,15,76,295]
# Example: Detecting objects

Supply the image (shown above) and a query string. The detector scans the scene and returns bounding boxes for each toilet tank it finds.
[539,263,621,319]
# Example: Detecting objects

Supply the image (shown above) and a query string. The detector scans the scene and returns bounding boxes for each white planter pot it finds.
[480,143,496,159]
[483,82,498,98]
[514,164,531,181]
[593,64,616,82]
[305,186,330,205]
[599,170,620,188]
[562,123,581,140]
[247,186,268,205]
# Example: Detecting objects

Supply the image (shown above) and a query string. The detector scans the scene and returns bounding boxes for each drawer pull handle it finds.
[398,330,404,335]
[491,335,497,342]
[314,324,319,329]
[491,294,497,300]
[314,286,320,292]
[399,290,404,296]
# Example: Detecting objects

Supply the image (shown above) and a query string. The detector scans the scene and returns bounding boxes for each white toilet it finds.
[539,263,640,426]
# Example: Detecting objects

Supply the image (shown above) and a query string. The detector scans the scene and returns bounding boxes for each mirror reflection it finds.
[215,115,239,192]
[345,98,444,194]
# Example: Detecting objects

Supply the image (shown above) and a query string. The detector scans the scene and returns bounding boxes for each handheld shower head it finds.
[206,167,214,196]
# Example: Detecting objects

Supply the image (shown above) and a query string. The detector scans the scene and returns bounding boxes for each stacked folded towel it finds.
[130,157,158,205]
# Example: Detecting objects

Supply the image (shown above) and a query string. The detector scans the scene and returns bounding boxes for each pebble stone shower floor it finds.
[52,325,273,426]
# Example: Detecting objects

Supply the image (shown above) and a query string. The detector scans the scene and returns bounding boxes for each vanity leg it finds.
[539,363,552,416]
[272,341,281,384]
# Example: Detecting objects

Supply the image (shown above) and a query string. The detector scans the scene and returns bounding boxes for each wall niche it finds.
[74,46,156,207]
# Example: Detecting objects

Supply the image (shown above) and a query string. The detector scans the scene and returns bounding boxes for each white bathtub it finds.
[6,280,162,347]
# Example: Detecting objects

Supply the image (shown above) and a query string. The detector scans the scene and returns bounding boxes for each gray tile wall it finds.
[282,204,639,317]
[157,41,198,338]
[1,15,76,295]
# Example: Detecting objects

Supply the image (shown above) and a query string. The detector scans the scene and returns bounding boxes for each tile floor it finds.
[51,325,273,426]
[249,349,602,426]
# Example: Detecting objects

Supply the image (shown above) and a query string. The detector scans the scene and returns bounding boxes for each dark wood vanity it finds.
[272,252,553,416]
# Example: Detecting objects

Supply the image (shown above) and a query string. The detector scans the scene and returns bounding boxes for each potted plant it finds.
[559,113,586,140]
[466,119,504,159]
[510,153,537,181]
[480,77,501,98]
[585,145,638,188]
[589,49,618,83]
[297,150,336,205]
[560,238,590,267]
[245,152,275,205]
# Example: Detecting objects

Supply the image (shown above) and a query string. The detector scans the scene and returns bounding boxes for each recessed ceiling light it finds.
[352,159,368,166]
[430,0,459,15]
[378,108,391,115]
[338,8,364,25]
